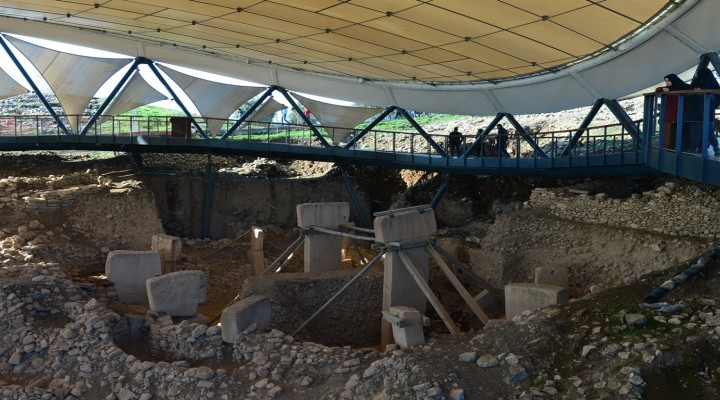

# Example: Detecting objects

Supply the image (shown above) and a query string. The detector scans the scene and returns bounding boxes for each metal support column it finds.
[80,57,144,135]
[339,166,372,228]
[503,113,548,158]
[146,61,208,139]
[703,52,720,73]
[0,35,71,135]
[398,108,446,156]
[560,99,604,156]
[202,154,212,238]
[344,106,397,148]
[604,99,641,142]
[463,113,504,158]
[221,86,276,139]
[275,86,331,147]
[430,175,452,209]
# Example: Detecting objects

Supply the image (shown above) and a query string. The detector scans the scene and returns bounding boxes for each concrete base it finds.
[388,306,425,349]
[296,202,349,273]
[534,267,568,289]
[146,270,207,316]
[504,283,568,320]
[221,295,271,344]
[105,250,162,305]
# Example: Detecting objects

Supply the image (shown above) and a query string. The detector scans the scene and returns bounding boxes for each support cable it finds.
[305,225,376,241]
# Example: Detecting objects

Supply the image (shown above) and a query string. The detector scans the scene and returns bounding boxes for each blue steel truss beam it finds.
[398,108,446,156]
[0,35,71,135]
[145,61,208,139]
[603,99,640,142]
[463,113,504,158]
[220,86,275,139]
[560,99,604,157]
[339,166,371,229]
[560,98,640,156]
[80,57,143,136]
[344,106,397,149]
[275,87,331,147]
[502,113,548,158]
[430,175,452,209]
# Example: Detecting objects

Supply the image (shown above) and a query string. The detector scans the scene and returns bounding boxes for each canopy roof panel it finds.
[0,0,715,116]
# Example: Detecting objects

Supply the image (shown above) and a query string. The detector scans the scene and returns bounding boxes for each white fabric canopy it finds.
[0,67,26,100]
[292,94,381,144]
[158,65,265,134]
[7,36,130,132]
[98,72,167,125]
[250,99,286,123]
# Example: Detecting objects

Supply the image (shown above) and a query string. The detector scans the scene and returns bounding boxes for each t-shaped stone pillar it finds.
[247,226,265,275]
[296,202,349,273]
[373,206,437,346]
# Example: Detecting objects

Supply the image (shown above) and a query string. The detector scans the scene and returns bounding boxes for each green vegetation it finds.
[120,105,186,118]
[356,113,465,132]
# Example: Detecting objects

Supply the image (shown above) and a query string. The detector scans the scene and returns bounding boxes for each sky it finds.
[0,34,352,115]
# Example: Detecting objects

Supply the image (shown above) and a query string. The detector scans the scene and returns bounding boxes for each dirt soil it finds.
[1,142,719,399]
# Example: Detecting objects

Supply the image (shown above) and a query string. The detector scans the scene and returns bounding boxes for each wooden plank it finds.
[398,249,460,334]
[427,245,490,325]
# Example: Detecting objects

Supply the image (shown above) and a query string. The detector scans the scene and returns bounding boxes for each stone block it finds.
[504,283,568,320]
[151,234,182,262]
[388,306,425,349]
[534,267,568,289]
[297,202,350,272]
[105,250,162,305]
[146,270,207,317]
[373,207,437,243]
[296,202,350,228]
[221,296,271,343]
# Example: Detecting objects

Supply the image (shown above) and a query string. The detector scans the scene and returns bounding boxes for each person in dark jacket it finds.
[691,67,720,156]
[496,124,510,157]
[448,126,463,157]
[655,74,692,150]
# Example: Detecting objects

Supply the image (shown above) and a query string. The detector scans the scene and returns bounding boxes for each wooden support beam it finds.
[427,245,490,325]
[398,249,460,334]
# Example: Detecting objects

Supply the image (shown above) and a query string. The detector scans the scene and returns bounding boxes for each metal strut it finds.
[292,250,386,337]
[259,234,305,276]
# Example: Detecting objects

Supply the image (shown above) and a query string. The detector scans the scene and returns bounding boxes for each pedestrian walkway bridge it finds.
[1,92,720,187]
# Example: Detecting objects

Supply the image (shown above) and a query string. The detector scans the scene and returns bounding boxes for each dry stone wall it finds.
[239,269,384,347]
[526,181,720,240]
[144,173,368,239]
[0,172,99,213]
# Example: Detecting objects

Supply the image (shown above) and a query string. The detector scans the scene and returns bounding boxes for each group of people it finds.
[447,125,511,158]
[656,67,720,156]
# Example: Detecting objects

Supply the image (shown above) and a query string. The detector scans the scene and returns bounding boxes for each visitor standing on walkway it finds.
[655,74,692,150]
[496,124,510,157]
[691,67,720,156]
[448,127,463,158]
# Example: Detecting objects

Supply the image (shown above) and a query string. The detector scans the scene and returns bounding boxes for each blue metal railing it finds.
[1,107,707,181]
[643,90,720,186]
